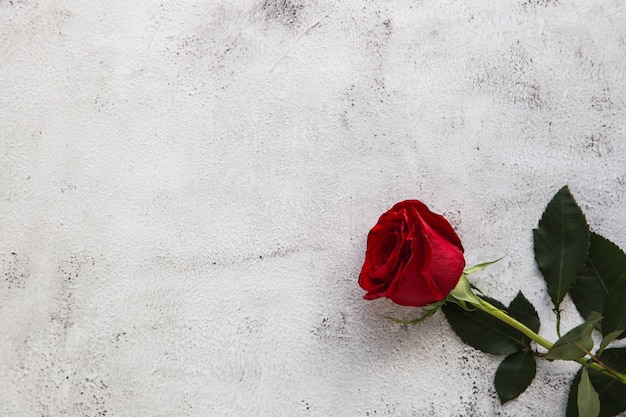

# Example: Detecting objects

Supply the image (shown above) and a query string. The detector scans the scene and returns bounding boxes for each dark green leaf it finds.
[598,331,622,356]
[577,368,600,417]
[546,312,601,360]
[508,291,540,334]
[602,273,626,338]
[566,348,626,417]
[533,186,589,311]
[494,351,536,404]
[443,298,528,355]
[571,233,626,334]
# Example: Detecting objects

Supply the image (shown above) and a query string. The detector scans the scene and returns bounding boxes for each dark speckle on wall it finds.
[520,0,560,10]
[261,0,304,26]
[1,252,30,290]
[583,130,614,157]
[312,312,348,343]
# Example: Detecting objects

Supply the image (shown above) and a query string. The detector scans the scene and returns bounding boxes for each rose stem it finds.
[472,297,626,385]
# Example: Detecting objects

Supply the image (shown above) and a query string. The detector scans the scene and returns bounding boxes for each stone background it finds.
[1,0,625,416]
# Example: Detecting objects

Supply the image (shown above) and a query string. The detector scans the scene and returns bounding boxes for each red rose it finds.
[359,200,465,307]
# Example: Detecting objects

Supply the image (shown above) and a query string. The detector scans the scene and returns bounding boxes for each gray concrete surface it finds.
[1,0,625,416]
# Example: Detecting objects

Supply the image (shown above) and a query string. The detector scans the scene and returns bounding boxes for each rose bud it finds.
[359,200,465,307]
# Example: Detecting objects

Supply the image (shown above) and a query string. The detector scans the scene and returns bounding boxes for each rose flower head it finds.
[359,200,465,307]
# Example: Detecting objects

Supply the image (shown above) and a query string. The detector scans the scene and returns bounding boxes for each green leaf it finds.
[508,291,540,334]
[566,348,626,417]
[463,257,504,275]
[494,351,536,404]
[546,312,601,360]
[533,186,590,311]
[577,368,600,417]
[602,273,626,338]
[570,233,626,334]
[598,331,622,356]
[385,300,445,325]
[443,297,529,355]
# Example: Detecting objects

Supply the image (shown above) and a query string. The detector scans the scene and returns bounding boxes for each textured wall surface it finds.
[1,1,626,416]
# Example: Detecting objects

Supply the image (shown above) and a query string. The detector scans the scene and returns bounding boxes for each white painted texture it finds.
[1,0,625,416]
